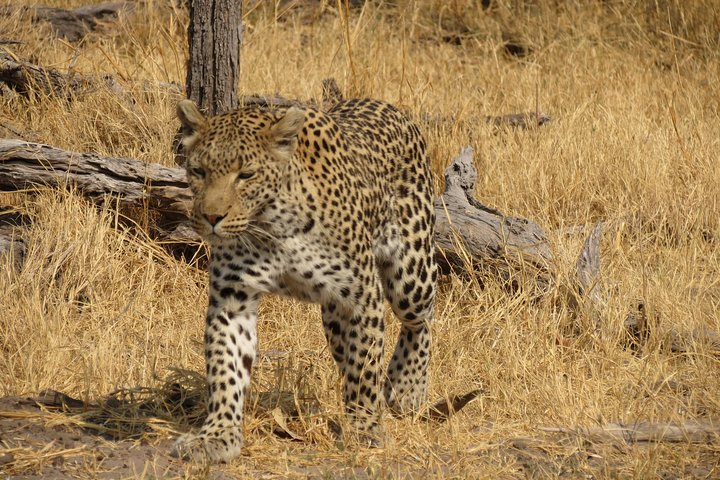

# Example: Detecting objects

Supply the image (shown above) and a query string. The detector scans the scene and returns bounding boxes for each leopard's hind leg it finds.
[377,223,438,415]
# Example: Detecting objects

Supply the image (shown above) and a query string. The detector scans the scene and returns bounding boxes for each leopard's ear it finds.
[176,100,206,149]
[269,107,305,155]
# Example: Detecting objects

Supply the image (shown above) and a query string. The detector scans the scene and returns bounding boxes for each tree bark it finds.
[186,0,242,115]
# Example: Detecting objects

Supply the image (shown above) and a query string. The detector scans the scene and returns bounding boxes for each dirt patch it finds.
[1,389,718,478]
[0,395,232,479]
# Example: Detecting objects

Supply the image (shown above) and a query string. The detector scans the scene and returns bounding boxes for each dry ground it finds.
[1,1,720,478]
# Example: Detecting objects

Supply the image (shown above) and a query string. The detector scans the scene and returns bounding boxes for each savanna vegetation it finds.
[1,1,719,478]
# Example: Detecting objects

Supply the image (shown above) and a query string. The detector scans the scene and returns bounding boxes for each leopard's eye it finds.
[236,171,255,181]
[189,166,206,179]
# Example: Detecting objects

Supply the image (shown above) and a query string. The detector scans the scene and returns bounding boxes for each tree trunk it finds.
[186,0,242,115]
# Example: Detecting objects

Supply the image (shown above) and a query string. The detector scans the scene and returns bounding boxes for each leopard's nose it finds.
[204,213,226,227]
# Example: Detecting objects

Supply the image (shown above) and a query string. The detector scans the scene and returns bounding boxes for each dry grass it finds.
[1,0,719,478]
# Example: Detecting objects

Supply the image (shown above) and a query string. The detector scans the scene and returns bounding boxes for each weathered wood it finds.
[6,140,717,355]
[0,50,124,98]
[0,140,556,288]
[0,51,186,103]
[424,389,482,422]
[0,50,81,97]
[540,419,720,444]
[419,112,552,131]
[0,51,287,106]
[576,222,603,300]
[623,301,720,355]
[0,55,550,132]
[0,139,192,224]
[0,227,25,270]
[485,112,551,129]
[0,206,30,270]
[566,221,605,314]
[314,78,554,129]
[0,2,135,41]
[34,2,135,41]
[434,146,553,291]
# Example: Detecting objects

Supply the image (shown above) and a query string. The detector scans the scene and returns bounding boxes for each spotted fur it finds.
[172,98,438,463]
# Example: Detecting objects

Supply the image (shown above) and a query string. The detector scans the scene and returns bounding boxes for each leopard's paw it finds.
[171,428,243,464]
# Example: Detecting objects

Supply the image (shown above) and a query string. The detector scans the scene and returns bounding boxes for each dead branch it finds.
[485,112,552,129]
[0,56,550,132]
[0,226,24,270]
[434,146,554,292]
[0,2,135,41]
[0,208,28,270]
[575,222,603,299]
[0,50,83,97]
[424,389,483,422]
[0,51,182,100]
[0,140,557,290]
[565,221,605,314]
[6,141,717,356]
[623,301,720,355]
[0,139,192,235]
[540,419,720,444]
[318,79,551,129]
[38,2,135,40]
[419,112,552,132]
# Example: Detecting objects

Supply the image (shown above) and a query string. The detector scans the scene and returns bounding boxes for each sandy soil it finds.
[0,394,229,479]
[1,391,717,479]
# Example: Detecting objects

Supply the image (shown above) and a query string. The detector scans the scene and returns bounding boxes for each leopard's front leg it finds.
[341,275,386,446]
[173,248,260,463]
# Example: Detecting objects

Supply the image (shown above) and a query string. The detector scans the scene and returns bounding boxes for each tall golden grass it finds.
[1,1,719,477]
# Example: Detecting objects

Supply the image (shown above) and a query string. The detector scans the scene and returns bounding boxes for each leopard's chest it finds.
[269,235,358,308]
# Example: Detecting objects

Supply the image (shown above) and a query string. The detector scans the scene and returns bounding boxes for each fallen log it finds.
[0,50,125,98]
[623,301,720,355]
[0,51,185,102]
[419,111,552,132]
[0,227,24,271]
[0,52,551,133]
[0,2,135,41]
[574,221,603,307]
[0,50,82,97]
[561,221,605,317]
[0,139,554,289]
[0,139,192,240]
[9,138,716,355]
[540,419,720,444]
[434,146,554,292]
[36,2,135,41]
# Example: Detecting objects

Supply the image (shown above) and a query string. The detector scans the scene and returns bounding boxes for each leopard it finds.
[171,97,438,463]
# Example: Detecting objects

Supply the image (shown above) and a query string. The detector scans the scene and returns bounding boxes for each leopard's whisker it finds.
[245,224,279,243]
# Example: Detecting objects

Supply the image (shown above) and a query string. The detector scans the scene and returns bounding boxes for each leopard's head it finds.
[176,100,305,241]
